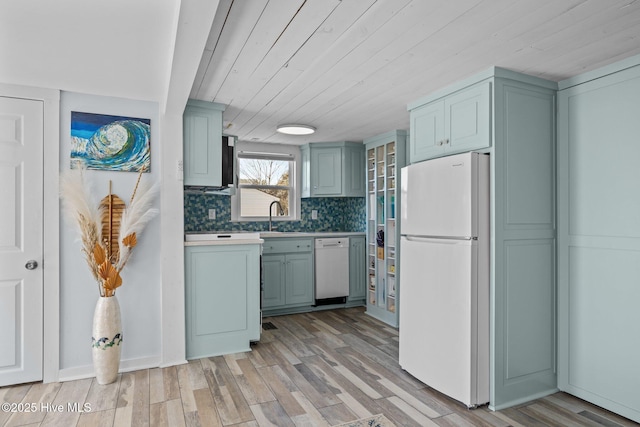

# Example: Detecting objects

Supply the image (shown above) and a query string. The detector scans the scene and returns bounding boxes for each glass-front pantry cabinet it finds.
[364,130,407,327]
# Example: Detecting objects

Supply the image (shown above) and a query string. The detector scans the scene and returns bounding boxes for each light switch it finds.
[208,209,216,220]
[311,210,318,219]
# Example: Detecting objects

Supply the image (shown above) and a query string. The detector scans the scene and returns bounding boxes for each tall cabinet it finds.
[557,57,640,423]
[407,68,557,410]
[364,130,407,327]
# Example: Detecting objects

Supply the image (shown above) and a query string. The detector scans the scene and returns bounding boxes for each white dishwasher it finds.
[315,237,350,303]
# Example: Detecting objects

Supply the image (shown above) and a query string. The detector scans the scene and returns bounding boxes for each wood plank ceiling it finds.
[190,0,640,145]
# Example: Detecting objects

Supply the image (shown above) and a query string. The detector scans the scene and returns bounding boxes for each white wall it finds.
[158,110,187,368]
[1,0,221,380]
[58,92,162,377]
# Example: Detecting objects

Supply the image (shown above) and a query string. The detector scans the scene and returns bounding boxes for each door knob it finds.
[25,260,38,270]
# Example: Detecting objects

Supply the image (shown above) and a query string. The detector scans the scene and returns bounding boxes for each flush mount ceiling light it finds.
[276,124,316,135]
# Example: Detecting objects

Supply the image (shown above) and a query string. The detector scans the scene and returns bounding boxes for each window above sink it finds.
[231,141,301,223]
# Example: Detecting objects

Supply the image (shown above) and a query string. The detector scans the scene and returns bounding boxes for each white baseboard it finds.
[57,356,161,382]
[489,388,559,411]
[159,359,188,368]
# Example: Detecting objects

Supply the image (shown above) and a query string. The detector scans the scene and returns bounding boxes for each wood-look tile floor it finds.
[1,307,637,427]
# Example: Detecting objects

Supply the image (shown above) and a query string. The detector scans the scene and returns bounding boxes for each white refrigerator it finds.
[398,152,490,408]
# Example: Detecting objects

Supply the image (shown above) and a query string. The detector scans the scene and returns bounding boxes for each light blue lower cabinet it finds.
[348,236,366,303]
[262,255,286,308]
[262,236,366,316]
[185,244,260,359]
[263,252,314,308]
[262,250,314,315]
[285,253,314,305]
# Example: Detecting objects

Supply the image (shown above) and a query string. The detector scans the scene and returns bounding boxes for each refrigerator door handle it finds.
[403,235,474,243]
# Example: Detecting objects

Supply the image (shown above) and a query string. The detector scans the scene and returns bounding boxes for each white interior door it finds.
[0,96,43,386]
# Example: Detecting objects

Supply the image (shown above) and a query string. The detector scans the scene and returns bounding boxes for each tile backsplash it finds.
[185,194,366,233]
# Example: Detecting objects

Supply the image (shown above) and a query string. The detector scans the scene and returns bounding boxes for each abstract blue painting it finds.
[70,111,151,172]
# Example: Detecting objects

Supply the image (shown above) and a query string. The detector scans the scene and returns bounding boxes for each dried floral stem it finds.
[78,215,101,280]
[130,168,143,204]
[108,181,113,259]
[117,248,133,273]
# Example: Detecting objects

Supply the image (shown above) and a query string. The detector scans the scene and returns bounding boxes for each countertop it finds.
[184,231,365,246]
[259,231,365,238]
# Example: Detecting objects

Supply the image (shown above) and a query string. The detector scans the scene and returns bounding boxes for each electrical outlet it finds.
[177,160,183,181]
[311,210,318,220]
[208,209,216,220]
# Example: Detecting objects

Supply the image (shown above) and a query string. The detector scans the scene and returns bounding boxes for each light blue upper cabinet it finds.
[312,147,342,195]
[183,99,226,186]
[408,82,490,163]
[409,100,444,160]
[301,142,365,197]
[344,145,366,196]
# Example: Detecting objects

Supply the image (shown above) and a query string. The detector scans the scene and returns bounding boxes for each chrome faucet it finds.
[269,200,284,231]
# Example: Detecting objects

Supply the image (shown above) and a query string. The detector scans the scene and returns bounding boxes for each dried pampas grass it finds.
[60,167,158,297]
[117,177,159,271]
[60,169,103,287]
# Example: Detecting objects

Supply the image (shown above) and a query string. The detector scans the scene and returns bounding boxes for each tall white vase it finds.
[92,295,122,385]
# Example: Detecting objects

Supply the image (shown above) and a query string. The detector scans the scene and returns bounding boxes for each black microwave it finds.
[184,134,236,193]
[221,134,234,188]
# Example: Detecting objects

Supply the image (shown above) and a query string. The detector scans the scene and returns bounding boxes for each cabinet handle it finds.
[444,138,449,145]
[437,140,443,146]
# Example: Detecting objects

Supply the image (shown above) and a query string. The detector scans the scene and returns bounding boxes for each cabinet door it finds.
[344,145,365,197]
[409,100,445,163]
[183,103,223,186]
[285,253,313,305]
[185,245,259,359]
[558,67,640,422]
[311,147,342,195]
[349,237,366,301]
[262,255,286,308]
[444,82,490,154]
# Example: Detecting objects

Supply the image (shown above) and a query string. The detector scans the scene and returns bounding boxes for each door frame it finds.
[0,83,60,383]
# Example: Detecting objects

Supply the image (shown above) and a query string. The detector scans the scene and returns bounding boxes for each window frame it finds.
[231,142,300,222]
